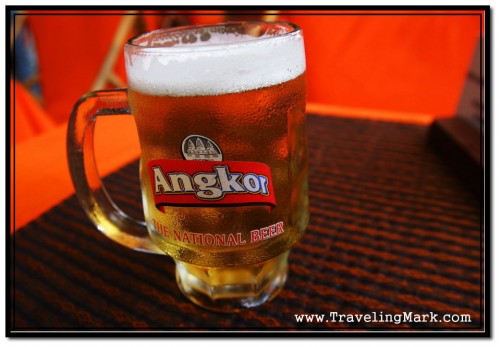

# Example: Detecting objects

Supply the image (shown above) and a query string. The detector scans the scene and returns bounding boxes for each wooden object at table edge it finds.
[427,117,483,199]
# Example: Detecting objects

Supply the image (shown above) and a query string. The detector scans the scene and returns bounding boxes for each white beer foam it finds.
[125,31,306,96]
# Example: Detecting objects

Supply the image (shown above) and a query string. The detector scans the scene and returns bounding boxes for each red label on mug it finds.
[148,159,276,211]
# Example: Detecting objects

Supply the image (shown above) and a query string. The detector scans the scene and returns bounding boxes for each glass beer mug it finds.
[67,21,309,312]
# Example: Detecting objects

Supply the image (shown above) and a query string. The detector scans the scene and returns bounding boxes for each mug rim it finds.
[124,21,302,54]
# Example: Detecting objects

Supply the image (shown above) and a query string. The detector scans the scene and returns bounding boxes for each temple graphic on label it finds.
[182,135,223,161]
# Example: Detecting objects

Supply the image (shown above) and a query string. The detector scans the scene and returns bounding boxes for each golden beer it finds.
[69,22,308,312]
[129,73,308,267]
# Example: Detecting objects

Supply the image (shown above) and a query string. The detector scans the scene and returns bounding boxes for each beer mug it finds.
[67,21,309,312]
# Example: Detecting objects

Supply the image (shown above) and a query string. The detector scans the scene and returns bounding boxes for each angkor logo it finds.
[149,134,276,209]
[181,135,223,161]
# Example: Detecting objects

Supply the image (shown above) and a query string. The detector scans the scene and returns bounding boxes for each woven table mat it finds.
[11,115,484,332]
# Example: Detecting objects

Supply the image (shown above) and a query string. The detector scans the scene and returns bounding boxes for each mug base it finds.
[175,252,289,312]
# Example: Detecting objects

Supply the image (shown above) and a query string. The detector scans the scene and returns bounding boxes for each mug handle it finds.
[67,88,162,254]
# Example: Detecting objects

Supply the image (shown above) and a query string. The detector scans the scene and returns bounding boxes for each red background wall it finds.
[286,13,480,117]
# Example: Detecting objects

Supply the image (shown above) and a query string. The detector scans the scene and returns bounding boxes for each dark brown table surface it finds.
[10,115,485,334]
